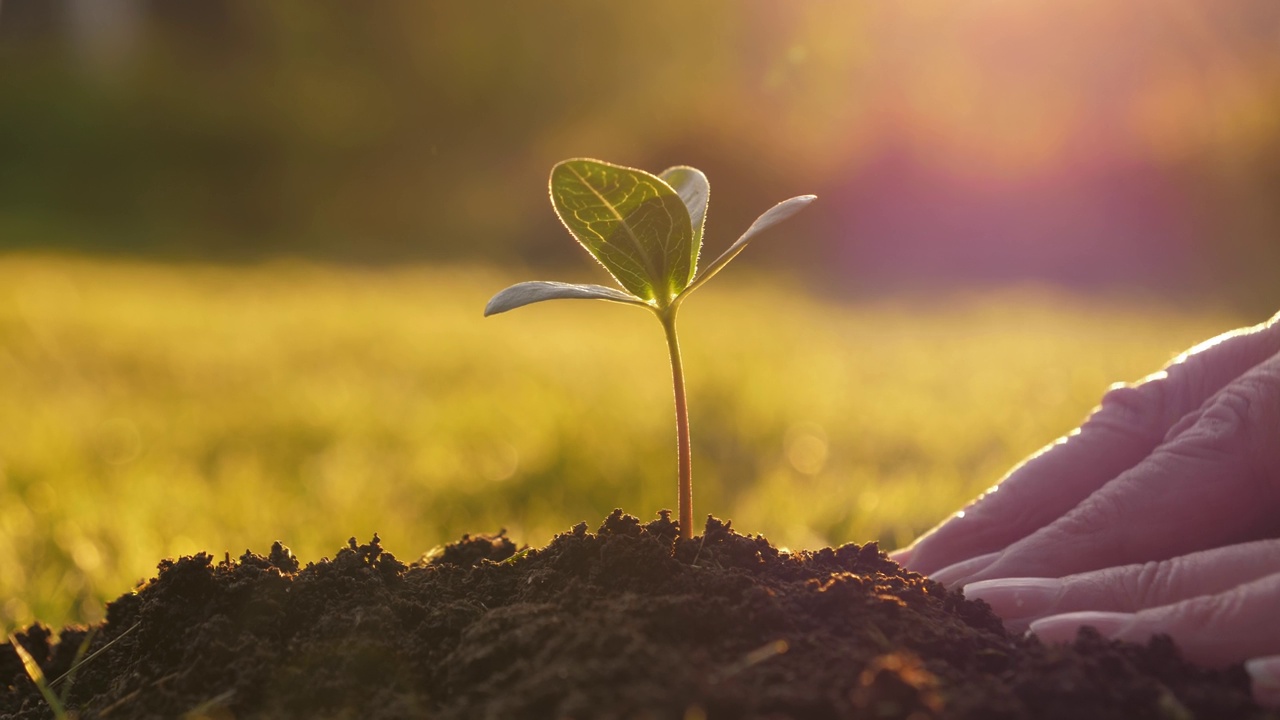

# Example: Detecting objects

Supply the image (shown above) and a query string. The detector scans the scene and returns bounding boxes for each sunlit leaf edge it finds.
[484,280,648,316]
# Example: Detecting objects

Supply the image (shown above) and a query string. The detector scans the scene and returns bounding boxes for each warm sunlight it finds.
[2,3,1278,715]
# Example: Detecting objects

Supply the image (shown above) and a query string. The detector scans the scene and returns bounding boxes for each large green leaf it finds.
[484,281,646,316]
[659,165,709,277]
[550,159,693,305]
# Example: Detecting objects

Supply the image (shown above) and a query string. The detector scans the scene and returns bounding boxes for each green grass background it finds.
[0,254,1249,630]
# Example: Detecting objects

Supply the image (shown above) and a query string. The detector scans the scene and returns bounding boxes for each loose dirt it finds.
[2,511,1273,719]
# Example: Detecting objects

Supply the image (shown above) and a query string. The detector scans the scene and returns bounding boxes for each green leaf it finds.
[659,165,709,276]
[681,194,816,299]
[550,158,694,305]
[484,281,647,316]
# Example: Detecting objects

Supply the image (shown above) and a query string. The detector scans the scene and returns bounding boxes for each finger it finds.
[901,311,1280,575]
[902,430,1153,576]
[962,539,1280,632]
[1246,656,1280,708]
[945,351,1280,586]
[1028,570,1280,669]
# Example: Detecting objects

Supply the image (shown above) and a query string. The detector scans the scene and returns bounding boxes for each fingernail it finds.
[931,551,1002,588]
[963,578,1064,621]
[1028,611,1137,643]
[1245,655,1280,708]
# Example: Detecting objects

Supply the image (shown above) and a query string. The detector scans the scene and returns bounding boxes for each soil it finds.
[2,510,1274,720]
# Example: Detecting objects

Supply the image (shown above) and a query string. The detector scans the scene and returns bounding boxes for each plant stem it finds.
[660,309,693,540]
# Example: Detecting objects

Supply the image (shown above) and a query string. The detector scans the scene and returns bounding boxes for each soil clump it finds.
[2,510,1272,719]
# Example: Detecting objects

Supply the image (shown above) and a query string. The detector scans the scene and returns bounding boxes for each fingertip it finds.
[930,551,1002,588]
[1245,655,1280,708]
[1027,611,1137,644]
[887,546,913,568]
[962,577,1064,624]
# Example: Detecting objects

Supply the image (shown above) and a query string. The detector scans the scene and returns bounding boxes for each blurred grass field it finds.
[0,253,1251,630]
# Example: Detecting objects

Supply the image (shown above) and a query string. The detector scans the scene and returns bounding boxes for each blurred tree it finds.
[0,0,1276,309]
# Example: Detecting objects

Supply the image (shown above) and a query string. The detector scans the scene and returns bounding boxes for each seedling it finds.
[485,158,815,540]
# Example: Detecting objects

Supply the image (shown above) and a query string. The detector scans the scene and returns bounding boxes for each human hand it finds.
[891,310,1280,705]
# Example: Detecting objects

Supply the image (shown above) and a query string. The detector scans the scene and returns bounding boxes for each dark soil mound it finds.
[2,511,1273,719]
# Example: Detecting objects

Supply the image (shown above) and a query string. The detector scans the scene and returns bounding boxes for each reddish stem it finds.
[661,311,693,540]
